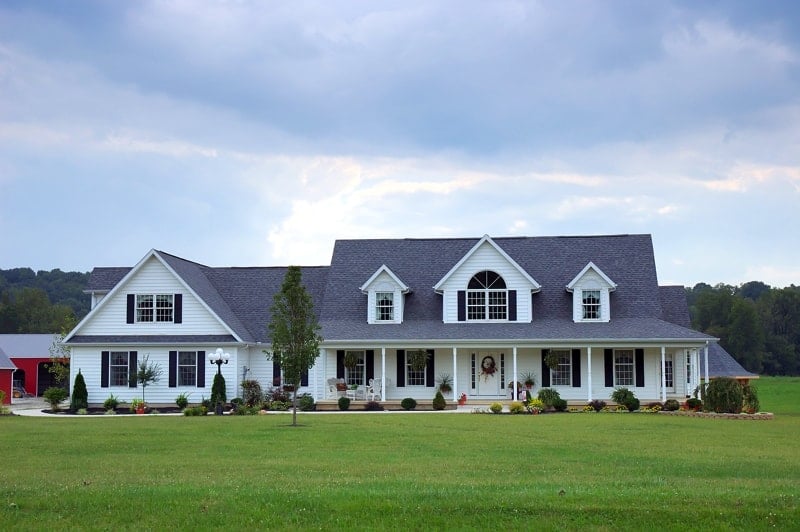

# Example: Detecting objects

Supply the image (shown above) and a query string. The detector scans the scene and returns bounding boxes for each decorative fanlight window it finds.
[467,271,507,321]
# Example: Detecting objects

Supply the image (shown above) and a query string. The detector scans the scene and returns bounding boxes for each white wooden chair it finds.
[367,379,382,401]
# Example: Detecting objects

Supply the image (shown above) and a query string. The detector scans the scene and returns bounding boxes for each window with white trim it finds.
[178,351,197,386]
[136,294,174,322]
[550,349,572,386]
[467,271,507,321]
[110,351,130,386]
[376,292,394,321]
[614,349,634,387]
[406,361,426,386]
[664,354,673,389]
[345,350,365,386]
[582,290,601,320]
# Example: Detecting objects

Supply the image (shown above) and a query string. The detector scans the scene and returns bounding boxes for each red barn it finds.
[0,334,64,397]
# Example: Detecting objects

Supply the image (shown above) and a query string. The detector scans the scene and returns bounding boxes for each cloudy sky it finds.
[1,1,798,288]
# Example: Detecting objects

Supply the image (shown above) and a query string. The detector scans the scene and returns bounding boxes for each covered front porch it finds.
[315,342,713,405]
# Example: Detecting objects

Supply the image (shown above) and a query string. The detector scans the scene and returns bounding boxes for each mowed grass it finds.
[2,379,799,530]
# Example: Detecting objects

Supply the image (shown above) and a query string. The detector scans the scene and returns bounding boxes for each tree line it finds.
[0,268,89,333]
[687,281,800,376]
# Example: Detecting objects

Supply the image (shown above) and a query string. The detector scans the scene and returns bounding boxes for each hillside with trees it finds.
[687,282,800,376]
[0,268,90,333]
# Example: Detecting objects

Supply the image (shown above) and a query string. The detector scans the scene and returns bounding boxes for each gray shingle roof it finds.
[659,286,691,328]
[86,267,130,291]
[705,342,758,378]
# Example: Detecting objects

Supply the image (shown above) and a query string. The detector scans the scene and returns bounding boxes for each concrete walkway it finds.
[8,397,51,416]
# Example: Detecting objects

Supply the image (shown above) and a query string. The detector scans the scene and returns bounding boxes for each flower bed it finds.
[658,410,774,420]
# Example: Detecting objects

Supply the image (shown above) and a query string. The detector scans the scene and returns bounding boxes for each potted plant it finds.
[407,349,429,372]
[457,392,467,406]
[521,371,536,389]
[436,373,453,395]
[343,351,359,370]
[130,397,145,414]
[544,351,560,370]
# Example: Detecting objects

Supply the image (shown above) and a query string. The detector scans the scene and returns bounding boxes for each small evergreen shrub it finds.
[589,399,606,412]
[70,370,88,411]
[685,397,703,411]
[175,392,190,410]
[211,373,227,406]
[43,387,68,411]
[742,384,760,413]
[509,401,525,414]
[298,394,316,411]
[552,398,568,412]
[489,402,503,414]
[432,391,446,410]
[400,397,417,411]
[663,399,680,411]
[241,380,263,407]
[103,394,119,411]
[537,388,561,407]
[364,401,384,411]
[338,396,351,411]
[705,378,743,413]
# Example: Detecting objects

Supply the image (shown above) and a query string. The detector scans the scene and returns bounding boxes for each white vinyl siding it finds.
[571,269,613,323]
[364,271,404,324]
[77,257,230,336]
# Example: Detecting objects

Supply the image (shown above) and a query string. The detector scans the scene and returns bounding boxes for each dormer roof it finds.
[566,261,617,292]
[359,265,410,293]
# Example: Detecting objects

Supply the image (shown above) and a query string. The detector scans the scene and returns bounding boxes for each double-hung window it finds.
[110,351,130,386]
[345,350,365,386]
[375,292,394,321]
[582,290,601,320]
[406,361,426,386]
[614,349,634,387]
[550,349,572,386]
[467,271,507,321]
[178,351,197,386]
[136,294,174,322]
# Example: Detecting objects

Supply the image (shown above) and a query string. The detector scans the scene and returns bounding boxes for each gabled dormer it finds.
[566,262,617,323]
[434,235,541,323]
[360,265,410,324]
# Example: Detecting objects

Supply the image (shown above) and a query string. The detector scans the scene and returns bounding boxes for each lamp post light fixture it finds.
[208,348,230,375]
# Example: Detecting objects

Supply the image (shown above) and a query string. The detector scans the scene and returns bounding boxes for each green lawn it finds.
[2,378,799,530]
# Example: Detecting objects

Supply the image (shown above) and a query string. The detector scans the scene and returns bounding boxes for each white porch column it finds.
[381,347,386,402]
[587,346,593,402]
[694,349,700,397]
[660,346,667,402]
[512,346,518,400]
[702,342,709,400]
[452,347,458,400]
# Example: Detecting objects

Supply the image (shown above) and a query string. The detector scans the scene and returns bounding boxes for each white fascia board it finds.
[359,264,410,293]
[433,235,541,292]
[565,261,617,292]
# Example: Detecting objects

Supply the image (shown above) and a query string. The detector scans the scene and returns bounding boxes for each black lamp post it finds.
[208,348,230,375]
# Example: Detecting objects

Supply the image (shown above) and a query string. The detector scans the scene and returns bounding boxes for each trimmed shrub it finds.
[589,399,606,412]
[103,394,119,411]
[70,370,88,411]
[742,384,760,413]
[432,391,446,411]
[400,397,417,411]
[183,405,207,416]
[552,398,568,412]
[509,401,525,414]
[298,394,316,412]
[489,402,503,414]
[685,397,703,411]
[338,396,351,411]
[663,399,680,411]
[364,401,384,411]
[211,373,227,406]
[537,388,561,408]
[705,378,743,413]
[43,387,68,411]
[241,380,263,407]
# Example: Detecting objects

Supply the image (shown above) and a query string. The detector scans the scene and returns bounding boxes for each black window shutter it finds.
[101,351,109,388]
[174,294,182,324]
[273,361,281,385]
[635,348,645,387]
[366,350,375,381]
[604,349,614,387]
[396,349,405,387]
[572,348,581,388]
[301,371,309,387]
[508,290,517,321]
[197,351,205,388]
[457,291,466,321]
[336,350,345,379]
[126,294,135,324]
[540,349,550,387]
[426,349,435,387]
[128,351,138,388]
[169,351,177,387]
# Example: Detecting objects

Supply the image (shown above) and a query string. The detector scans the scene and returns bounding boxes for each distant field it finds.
[1,377,798,530]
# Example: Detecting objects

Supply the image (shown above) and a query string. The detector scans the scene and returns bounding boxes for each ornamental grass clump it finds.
[611,387,640,412]
[537,388,561,409]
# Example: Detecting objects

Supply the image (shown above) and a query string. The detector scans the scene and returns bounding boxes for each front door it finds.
[475,351,502,397]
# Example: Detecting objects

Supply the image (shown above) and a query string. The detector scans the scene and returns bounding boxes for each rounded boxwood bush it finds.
[705,377,743,413]
[432,391,446,411]
[298,394,316,412]
[552,398,568,412]
[338,396,351,411]
[509,401,525,414]
[489,402,503,414]
[400,397,417,411]
[663,399,680,411]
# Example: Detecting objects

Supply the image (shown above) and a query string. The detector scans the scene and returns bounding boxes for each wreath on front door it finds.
[479,355,497,381]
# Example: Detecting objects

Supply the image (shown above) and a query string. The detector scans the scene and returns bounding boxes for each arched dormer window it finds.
[467,271,507,320]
